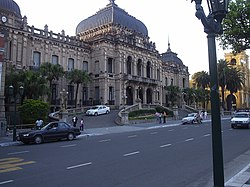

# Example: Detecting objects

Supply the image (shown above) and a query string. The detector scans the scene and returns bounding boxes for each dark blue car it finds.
[17,121,81,144]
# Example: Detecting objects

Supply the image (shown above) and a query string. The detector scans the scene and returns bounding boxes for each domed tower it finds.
[76,0,148,42]
[0,0,23,28]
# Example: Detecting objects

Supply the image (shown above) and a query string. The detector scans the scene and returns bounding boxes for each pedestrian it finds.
[35,119,43,130]
[155,112,160,123]
[204,111,207,119]
[163,111,167,123]
[72,116,78,127]
[80,118,84,131]
[159,112,162,124]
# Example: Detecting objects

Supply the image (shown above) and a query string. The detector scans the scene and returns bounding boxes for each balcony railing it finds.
[124,74,159,85]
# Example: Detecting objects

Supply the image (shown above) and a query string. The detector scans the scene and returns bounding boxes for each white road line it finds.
[168,129,174,132]
[185,138,194,142]
[8,151,29,155]
[160,144,172,148]
[123,151,140,157]
[99,139,111,142]
[203,134,211,137]
[61,144,77,148]
[67,162,92,170]
[0,180,14,185]
[150,132,158,135]
[128,135,137,138]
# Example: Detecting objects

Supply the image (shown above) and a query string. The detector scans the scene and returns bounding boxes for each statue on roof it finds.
[109,0,115,4]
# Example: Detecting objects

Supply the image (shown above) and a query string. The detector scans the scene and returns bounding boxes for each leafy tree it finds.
[219,0,250,53]
[67,69,90,107]
[182,87,196,105]
[165,85,181,107]
[217,59,230,110]
[18,99,49,124]
[192,71,210,89]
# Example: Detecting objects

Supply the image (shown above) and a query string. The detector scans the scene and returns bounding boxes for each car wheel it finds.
[34,135,43,144]
[191,120,194,124]
[231,124,235,129]
[106,110,110,114]
[94,112,98,116]
[67,133,74,141]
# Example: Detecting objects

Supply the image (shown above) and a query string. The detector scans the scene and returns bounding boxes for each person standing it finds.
[72,116,78,127]
[163,111,167,123]
[80,118,84,131]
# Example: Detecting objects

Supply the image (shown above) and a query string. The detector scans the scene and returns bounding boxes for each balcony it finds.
[123,74,159,85]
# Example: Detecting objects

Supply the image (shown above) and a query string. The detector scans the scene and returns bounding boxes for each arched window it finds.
[68,58,74,71]
[127,56,132,75]
[137,59,142,76]
[146,61,151,78]
[33,51,41,67]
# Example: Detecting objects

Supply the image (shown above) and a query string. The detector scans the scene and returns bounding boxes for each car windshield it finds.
[91,106,99,110]
[235,113,249,118]
[187,113,196,117]
[41,123,51,130]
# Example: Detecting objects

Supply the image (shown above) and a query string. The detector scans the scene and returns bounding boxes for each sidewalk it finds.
[0,116,249,187]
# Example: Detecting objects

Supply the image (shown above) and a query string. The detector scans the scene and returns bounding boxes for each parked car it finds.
[231,112,250,129]
[181,113,202,124]
[17,121,81,144]
[86,105,110,116]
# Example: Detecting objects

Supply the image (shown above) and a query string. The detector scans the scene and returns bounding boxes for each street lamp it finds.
[191,0,229,187]
[9,85,24,141]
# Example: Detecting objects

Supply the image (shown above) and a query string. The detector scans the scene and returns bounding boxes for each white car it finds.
[231,112,250,129]
[181,113,201,124]
[86,105,110,116]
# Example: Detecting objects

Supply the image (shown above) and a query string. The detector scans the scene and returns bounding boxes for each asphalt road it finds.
[0,119,250,187]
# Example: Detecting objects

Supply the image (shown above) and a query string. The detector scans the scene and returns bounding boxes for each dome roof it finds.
[0,0,21,17]
[76,0,148,36]
[161,42,183,65]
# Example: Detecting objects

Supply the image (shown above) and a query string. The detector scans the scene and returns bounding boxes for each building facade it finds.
[0,0,189,129]
[224,51,250,109]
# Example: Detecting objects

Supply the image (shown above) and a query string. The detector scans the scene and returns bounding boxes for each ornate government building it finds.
[0,0,189,128]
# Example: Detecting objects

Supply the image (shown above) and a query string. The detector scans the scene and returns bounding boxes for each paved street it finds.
[0,118,250,187]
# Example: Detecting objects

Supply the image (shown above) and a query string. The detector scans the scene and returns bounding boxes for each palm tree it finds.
[217,59,229,110]
[226,67,245,110]
[192,71,210,108]
[165,85,181,107]
[67,69,90,108]
[192,71,210,90]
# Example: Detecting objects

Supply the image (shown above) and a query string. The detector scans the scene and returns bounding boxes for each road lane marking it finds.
[128,135,137,138]
[0,157,35,173]
[99,139,111,143]
[203,134,211,137]
[168,129,174,132]
[185,138,194,142]
[61,144,77,148]
[8,151,29,155]
[0,180,14,185]
[150,132,158,135]
[160,144,172,148]
[123,151,140,157]
[67,162,92,170]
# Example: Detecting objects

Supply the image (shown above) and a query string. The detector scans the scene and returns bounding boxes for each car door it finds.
[43,122,60,141]
[57,122,70,139]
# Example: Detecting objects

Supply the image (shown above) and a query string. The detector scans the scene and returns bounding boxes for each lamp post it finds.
[9,85,24,141]
[191,0,229,186]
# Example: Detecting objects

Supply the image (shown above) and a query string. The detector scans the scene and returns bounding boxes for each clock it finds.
[1,16,7,23]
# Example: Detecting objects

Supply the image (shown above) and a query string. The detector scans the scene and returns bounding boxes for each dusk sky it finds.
[14,0,242,76]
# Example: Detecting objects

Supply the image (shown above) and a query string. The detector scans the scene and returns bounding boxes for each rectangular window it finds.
[33,51,41,67]
[68,85,74,101]
[108,58,113,73]
[109,87,113,100]
[52,55,59,65]
[83,61,88,72]
[95,60,99,74]
[68,58,74,71]
[95,86,99,101]
[165,77,168,86]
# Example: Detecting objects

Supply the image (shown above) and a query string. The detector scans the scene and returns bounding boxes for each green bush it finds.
[128,109,156,117]
[18,99,50,124]
[155,106,173,116]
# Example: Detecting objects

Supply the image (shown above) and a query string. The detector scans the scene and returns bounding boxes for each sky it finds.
[14,0,236,76]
